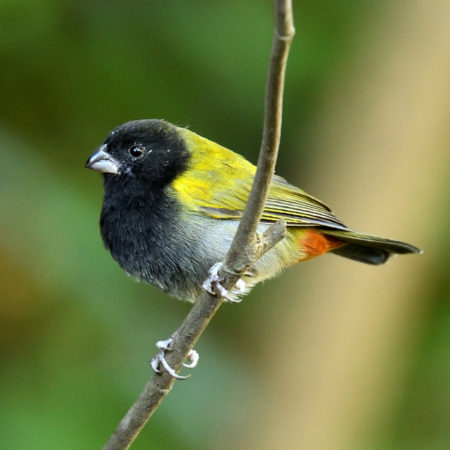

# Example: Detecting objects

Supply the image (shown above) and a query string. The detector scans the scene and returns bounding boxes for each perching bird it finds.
[86,119,421,303]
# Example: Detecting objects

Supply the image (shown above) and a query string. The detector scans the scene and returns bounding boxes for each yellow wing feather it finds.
[171,128,346,229]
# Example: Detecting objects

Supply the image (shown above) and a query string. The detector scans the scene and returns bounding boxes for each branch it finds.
[103,1,294,449]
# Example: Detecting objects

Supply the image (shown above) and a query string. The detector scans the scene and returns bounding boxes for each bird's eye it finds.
[129,145,144,157]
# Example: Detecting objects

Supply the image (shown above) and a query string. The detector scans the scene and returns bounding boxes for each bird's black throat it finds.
[99,174,184,294]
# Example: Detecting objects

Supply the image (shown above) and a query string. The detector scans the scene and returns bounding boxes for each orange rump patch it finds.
[299,229,344,262]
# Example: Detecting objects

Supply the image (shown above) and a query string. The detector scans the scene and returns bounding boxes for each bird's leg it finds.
[150,337,199,380]
[202,262,246,303]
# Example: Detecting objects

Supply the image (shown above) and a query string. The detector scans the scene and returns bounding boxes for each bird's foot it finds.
[202,262,246,303]
[150,337,199,380]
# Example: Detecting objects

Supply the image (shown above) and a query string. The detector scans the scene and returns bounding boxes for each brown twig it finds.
[103,1,294,449]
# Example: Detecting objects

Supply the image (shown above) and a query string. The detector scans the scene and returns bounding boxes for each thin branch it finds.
[103,1,294,449]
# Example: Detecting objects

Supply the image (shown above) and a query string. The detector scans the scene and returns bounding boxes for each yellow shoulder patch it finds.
[170,127,345,229]
[171,128,254,213]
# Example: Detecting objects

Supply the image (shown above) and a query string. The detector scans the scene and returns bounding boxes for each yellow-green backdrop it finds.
[1,1,448,449]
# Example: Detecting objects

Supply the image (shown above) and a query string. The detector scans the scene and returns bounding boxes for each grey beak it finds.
[85,145,121,174]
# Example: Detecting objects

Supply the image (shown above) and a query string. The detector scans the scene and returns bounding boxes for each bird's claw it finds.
[183,348,199,368]
[150,337,199,380]
[202,262,246,303]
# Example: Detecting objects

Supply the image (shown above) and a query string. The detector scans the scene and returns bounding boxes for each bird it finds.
[85,119,422,378]
[86,119,421,304]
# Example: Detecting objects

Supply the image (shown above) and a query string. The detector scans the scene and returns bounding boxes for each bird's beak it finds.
[85,145,121,174]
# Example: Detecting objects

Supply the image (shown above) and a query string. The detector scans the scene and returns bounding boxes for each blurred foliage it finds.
[0,1,448,449]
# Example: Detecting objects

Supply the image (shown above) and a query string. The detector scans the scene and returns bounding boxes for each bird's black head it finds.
[86,119,190,189]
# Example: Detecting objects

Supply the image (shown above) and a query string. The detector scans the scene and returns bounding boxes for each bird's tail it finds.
[323,229,422,265]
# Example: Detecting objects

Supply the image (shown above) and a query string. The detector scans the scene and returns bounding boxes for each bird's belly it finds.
[101,210,232,301]
[101,207,300,301]
[188,218,302,291]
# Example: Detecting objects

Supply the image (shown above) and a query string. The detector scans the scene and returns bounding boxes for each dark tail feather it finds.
[331,244,390,265]
[324,229,422,266]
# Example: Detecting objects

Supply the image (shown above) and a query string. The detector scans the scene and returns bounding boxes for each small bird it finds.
[86,119,421,303]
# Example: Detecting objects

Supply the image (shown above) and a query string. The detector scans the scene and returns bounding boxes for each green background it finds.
[1,1,448,449]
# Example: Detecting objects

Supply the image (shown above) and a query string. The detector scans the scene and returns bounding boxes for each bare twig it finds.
[103,1,294,449]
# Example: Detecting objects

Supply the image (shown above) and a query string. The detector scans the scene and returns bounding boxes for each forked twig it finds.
[103,1,294,448]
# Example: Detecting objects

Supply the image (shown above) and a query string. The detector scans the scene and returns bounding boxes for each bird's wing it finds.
[262,175,346,228]
[171,130,347,230]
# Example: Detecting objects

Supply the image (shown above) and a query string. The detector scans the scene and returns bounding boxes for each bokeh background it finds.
[1,1,449,449]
